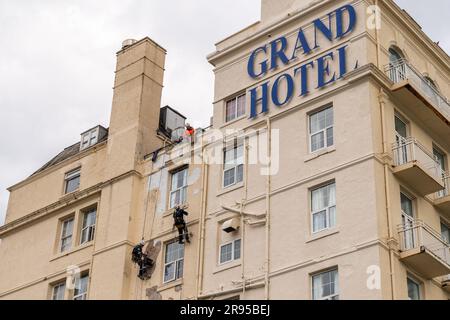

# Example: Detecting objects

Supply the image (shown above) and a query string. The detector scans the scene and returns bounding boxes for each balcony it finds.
[442,275,450,293]
[385,60,450,137]
[433,174,450,219]
[398,220,450,279]
[392,138,445,196]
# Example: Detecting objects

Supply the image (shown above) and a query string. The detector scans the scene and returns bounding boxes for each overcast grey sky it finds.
[0,0,448,226]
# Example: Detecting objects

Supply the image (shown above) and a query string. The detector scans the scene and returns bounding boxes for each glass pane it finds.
[236,145,244,164]
[407,278,420,300]
[237,95,246,118]
[313,211,327,232]
[311,132,325,152]
[313,270,338,300]
[226,100,237,122]
[395,116,407,139]
[324,107,333,128]
[224,168,236,187]
[53,283,65,300]
[62,219,74,238]
[236,165,244,184]
[234,239,241,260]
[401,193,413,217]
[220,243,233,264]
[164,263,175,283]
[66,176,80,193]
[329,206,337,228]
[176,260,184,280]
[441,223,450,244]
[389,48,402,64]
[61,236,72,252]
[433,148,446,171]
[326,127,334,147]
[74,275,88,299]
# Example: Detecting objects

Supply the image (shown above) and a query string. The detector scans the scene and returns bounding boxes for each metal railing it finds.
[392,137,445,183]
[398,220,450,267]
[385,59,450,120]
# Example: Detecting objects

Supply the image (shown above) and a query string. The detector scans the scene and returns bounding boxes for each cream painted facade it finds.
[1,0,450,300]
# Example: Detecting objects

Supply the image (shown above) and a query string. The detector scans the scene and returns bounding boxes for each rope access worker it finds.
[185,123,195,145]
[173,206,190,244]
[132,241,153,280]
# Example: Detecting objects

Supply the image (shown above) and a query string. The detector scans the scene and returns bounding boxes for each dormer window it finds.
[80,126,107,151]
[81,128,99,151]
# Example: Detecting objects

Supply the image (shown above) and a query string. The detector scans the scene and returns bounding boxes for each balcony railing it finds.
[392,137,444,184]
[436,174,450,199]
[398,220,450,268]
[385,59,450,121]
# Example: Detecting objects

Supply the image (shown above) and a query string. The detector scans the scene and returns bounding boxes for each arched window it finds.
[424,76,438,92]
[389,47,403,65]
[423,76,440,103]
[388,47,405,82]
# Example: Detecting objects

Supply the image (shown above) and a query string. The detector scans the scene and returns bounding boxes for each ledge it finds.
[50,243,94,262]
[217,183,245,197]
[304,146,336,163]
[158,279,183,293]
[214,261,242,275]
[305,228,340,244]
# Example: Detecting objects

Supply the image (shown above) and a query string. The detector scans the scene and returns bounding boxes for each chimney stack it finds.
[107,37,166,177]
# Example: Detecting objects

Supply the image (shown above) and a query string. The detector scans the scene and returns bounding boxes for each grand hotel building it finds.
[0,0,449,300]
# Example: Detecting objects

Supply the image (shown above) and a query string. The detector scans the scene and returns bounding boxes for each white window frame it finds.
[64,168,81,194]
[225,94,246,123]
[60,217,74,253]
[312,269,339,300]
[52,282,66,300]
[80,208,96,245]
[441,221,450,244]
[163,242,185,284]
[80,127,100,151]
[223,143,244,189]
[219,239,241,265]
[407,276,421,300]
[73,274,89,301]
[311,182,336,234]
[169,167,189,209]
[309,106,334,153]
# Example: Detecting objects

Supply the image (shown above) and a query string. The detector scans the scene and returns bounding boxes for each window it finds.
[60,218,74,252]
[395,115,408,140]
[389,48,405,82]
[52,282,66,300]
[80,127,99,151]
[225,94,246,122]
[309,106,334,153]
[433,147,446,173]
[223,142,244,188]
[164,242,184,283]
[80,208,96,245]
[170,168,188,209]
[65,168,81,194]
[219,239,241,265]
[389,48,403,65]
[441,222,450,244]
[312,269,339,300]
[311,182,336,233]
[424,76,439,93]
[407,277,421,300]
[73,274,89,300]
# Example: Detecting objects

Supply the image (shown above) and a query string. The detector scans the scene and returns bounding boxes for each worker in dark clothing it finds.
[173,206,190,244]
[132,241,154,280]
